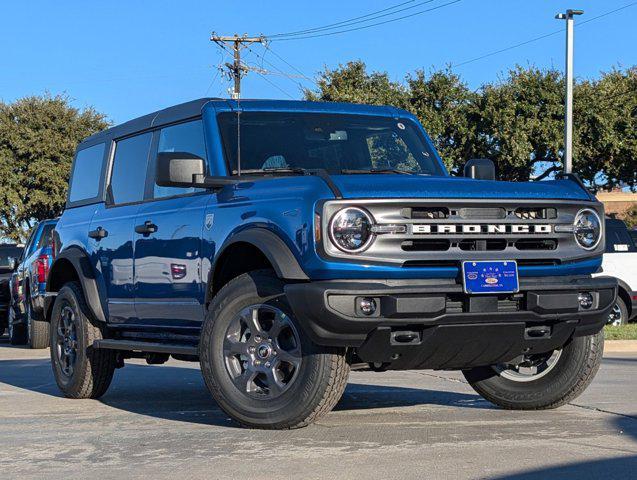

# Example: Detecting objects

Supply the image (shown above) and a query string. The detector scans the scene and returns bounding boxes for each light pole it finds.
[555,9,584,174]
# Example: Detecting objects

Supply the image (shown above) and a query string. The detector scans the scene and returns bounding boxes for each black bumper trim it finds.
[285,275,617,349]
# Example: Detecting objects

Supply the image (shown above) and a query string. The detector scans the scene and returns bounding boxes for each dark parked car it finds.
[7,219,57,347]
[0,243,23,335]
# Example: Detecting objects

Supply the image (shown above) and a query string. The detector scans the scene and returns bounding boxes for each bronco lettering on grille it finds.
[411,224,552,234]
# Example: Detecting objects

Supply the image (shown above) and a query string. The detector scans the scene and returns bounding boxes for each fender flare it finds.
[219,228,309,281]
[206,228,309,303]
[46,247,107,323]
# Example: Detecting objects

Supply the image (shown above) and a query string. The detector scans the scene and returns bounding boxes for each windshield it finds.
[0,246,22,271]
[217,112,444,175]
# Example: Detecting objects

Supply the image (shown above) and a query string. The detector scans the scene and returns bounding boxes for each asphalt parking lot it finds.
[1,336,636,480]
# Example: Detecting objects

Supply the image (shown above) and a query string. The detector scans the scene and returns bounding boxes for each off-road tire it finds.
[50,281,117,399]
[200,270,350,429]
[8,308,28,345]
[26,293,50,349]
[463,331,604,410]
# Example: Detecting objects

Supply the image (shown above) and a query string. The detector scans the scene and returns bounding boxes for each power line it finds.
[270,0,462,41]
[266,0,416,38]
[252,70,295,99]
[453,2,637,68]
[246,44,317,92]
[267,0,436,39]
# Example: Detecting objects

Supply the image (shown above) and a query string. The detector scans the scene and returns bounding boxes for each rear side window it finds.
[605,220,637,252]
[68,143,106,203]
[154,120,207,199]
[37,223,55,249]
[109,133,152,205]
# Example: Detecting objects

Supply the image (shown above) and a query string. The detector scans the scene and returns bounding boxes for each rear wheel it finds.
[26,292,50,349]
[606,297,628,327]
[463,331,604,410]
[200,271,350,429]
[50,281,116,399]
[8,308,28,345]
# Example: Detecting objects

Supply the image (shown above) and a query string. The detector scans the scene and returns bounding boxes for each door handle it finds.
[88,227,108,240]
[135,220,158,236]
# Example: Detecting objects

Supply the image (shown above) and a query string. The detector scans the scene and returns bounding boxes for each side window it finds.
[37,224,55,249]
[68,143,106,203]
[154,120,207,199]
[24,227,39,257]
[109,133,152,205]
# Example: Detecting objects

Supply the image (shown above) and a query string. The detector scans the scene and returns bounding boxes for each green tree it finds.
[472,66,564,181]
[622,205,637,229]
[0,94,108,241]
[305,60,408,107]
[574,67,637,191]
[406,68,476,172]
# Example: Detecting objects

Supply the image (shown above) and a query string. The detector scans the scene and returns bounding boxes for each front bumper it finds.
[285,275,617,370]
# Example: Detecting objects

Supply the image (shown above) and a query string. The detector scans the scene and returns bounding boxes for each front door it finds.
[132,119,210,327]
[133,195,208,326]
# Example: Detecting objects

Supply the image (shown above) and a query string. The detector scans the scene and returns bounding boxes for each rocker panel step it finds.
[93,339,198,356]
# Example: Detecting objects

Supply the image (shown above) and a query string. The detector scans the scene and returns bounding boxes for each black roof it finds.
[78,98,219,149]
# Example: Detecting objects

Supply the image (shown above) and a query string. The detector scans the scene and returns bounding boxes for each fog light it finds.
[578,292,594,310]
[359,297,377,315]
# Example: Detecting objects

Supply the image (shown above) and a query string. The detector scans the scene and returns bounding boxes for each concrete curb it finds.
[605,340,637,353]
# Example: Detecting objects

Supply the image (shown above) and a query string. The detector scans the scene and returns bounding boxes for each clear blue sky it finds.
[2,0,635,124]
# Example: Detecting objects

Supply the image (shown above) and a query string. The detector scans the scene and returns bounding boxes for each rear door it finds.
[89,132,152,324]
[132,119,210,327]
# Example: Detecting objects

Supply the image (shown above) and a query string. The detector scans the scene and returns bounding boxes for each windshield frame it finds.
[215,111,447,177]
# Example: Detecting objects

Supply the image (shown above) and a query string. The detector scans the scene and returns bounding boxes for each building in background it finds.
[597,189,637,226]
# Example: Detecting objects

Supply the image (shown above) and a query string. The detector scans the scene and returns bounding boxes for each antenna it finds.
[210,33,265,176]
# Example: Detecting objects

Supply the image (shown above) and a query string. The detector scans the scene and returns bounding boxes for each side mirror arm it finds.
[193,174,239,189]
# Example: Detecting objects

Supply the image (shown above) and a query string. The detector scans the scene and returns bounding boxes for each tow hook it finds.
[525,325,552,339]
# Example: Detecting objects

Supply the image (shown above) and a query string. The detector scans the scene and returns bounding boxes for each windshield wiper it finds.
[341,168,415,175]
[232,167,308,175]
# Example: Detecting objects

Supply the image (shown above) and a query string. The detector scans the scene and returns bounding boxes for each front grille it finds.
[459,207,506,219]
[515,207,557,220]
[322,199,602,267]
[515,239,558,251]
[401,240,450,252]
[402,207,449,219]
[458,239,507,251]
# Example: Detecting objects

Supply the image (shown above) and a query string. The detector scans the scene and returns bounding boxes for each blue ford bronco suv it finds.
[46,98,616,429]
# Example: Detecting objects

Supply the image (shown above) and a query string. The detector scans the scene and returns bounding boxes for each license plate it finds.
[462,260,519,294]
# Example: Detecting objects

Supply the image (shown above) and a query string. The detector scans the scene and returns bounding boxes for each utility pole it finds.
[210,33,265,99]
[555,9,583,174]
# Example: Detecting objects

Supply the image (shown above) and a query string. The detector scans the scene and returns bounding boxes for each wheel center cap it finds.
[257,344,271,359]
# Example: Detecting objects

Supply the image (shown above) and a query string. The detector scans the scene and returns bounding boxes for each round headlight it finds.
[329,207,374,253]
[573,209,602,250]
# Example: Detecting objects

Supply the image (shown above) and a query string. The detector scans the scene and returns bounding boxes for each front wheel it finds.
[463,331,604,410]
[200,271,350,429]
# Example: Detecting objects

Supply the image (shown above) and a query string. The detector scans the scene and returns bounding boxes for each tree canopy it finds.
[0,95,108,241]
[305,61,637,189]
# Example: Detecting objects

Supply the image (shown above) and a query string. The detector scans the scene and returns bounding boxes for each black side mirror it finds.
[156,152,206,187]
[464,158,496,181]
[156,152,237,189]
